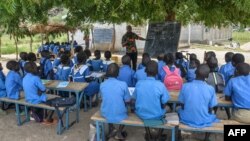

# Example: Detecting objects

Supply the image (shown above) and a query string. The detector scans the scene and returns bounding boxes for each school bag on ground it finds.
[163,66,183,91]
[206,72,225,93]
[45,97,76,107]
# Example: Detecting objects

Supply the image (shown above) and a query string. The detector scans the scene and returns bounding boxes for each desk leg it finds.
[84,94,87,112]
[171,127,176,141]
[76,92,80,123]
[101,123,105,141]
[96,121,100,141]
[25,106,30,122]
[15,103,21,126]
[66,109,69,129]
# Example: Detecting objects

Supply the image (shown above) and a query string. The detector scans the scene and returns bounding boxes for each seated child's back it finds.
[134,61,170,120]
[178,64,218,128]
[118,55,135,87]
[23,62,47,104]
[91,50,103,72]
[0,63,6,98]
[134,55,151,83]
[5,61,23,100]
[55,54,71,81]
[102,51,114,72]
[100,63,131,122]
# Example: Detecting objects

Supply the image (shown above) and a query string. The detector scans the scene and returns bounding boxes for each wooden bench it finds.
[91,111,177,141]
[0,94,76,135]
[178,120,243,140]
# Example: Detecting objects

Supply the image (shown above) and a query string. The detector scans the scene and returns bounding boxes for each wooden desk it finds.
[168,91,233,110]
[43,80,88,122]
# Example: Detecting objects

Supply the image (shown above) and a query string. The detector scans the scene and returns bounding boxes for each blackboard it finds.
[93,28,113,44]
[144,22,181,57]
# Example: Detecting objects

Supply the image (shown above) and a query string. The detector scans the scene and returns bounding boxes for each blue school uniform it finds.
[224,75,250,109]
[23,73,47,104]
[176,59,187,69]
[71,54,78,65]
[137,63,144,70]
[40,58,53,80]
[0,70,6,98]
[102,60,113,72]
[53,57,61,68]
[5,71,22,100]
[134,67,147,83]
[219,62,234,83]
[133,77,170,120]
[100,77,131,123]
[178,80,218,128]
[186,68,196,82]
[52,45,59,55]
[91,59,103,72]
[55,65,71,81]
[157,60,166,79]
[117,65,135,87]
[69,64,99,96]
[159,65,181,82]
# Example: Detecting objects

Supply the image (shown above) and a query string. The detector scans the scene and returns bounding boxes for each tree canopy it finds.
[0,0,250,36]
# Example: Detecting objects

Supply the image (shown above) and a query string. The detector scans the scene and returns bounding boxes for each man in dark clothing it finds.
[122,25,146,70]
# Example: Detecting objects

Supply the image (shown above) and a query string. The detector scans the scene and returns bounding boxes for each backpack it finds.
[163,66,183,91]
[207,72,225,93]
[45,97,76,107]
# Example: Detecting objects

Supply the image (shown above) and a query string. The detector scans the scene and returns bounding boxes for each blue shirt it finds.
[69,64,90,82]
[178,80,218,128]
[55,65,71,81]
[118,65,135,87]
[53,58,61,68]
[91,59,103,72]
[40,58,53,79]
[5,71,22,100]
[134,67,147,83]
[23,73,47,104]
[159,65,181,82]
[186,68,196,82]
[224,75,250,109]
[219,62,234,84]
[100,78,131,123]
[0,70,6,97]
[102,60,113,72]
[137,63,144,70]
[133,77,170,120]
[157,61,165,79]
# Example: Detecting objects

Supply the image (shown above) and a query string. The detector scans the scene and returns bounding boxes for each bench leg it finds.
[171,127,176,141]
[96,121,101,141]
[76,92,80,122]
[15,103,21,126]
[25,106,30,122]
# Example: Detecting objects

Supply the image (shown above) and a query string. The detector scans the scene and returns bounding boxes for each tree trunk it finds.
[14,35,19,60]
[30,35,33,52]
[91,28,95,50]
[67,31,70,42]
[0,36,2,58]
[41,33,44,45]
[111,24,116,52]
[165,11,176,21]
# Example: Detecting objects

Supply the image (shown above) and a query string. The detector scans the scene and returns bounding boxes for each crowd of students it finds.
[0,46,250,139]
[99,51,250,140]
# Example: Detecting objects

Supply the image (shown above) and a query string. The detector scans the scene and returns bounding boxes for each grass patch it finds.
[191,44,248,52]
[232,31,250,45]
[0,34,68,55]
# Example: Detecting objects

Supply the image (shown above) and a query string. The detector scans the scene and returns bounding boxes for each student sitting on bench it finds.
[0,63,7,115]
[178,64,219,128]
[133,60,170,139]
[133,55,151,83]
[224,63,250,123]
[23,62,55,124]
[100,63,131,140]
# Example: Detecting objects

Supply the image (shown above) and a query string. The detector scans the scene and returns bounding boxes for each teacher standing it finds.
[122,25,146,71]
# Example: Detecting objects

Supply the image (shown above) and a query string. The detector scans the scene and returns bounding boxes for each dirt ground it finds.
[0,47,250,141]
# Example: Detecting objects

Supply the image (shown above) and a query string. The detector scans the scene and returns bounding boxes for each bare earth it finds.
[0,47,250,141]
